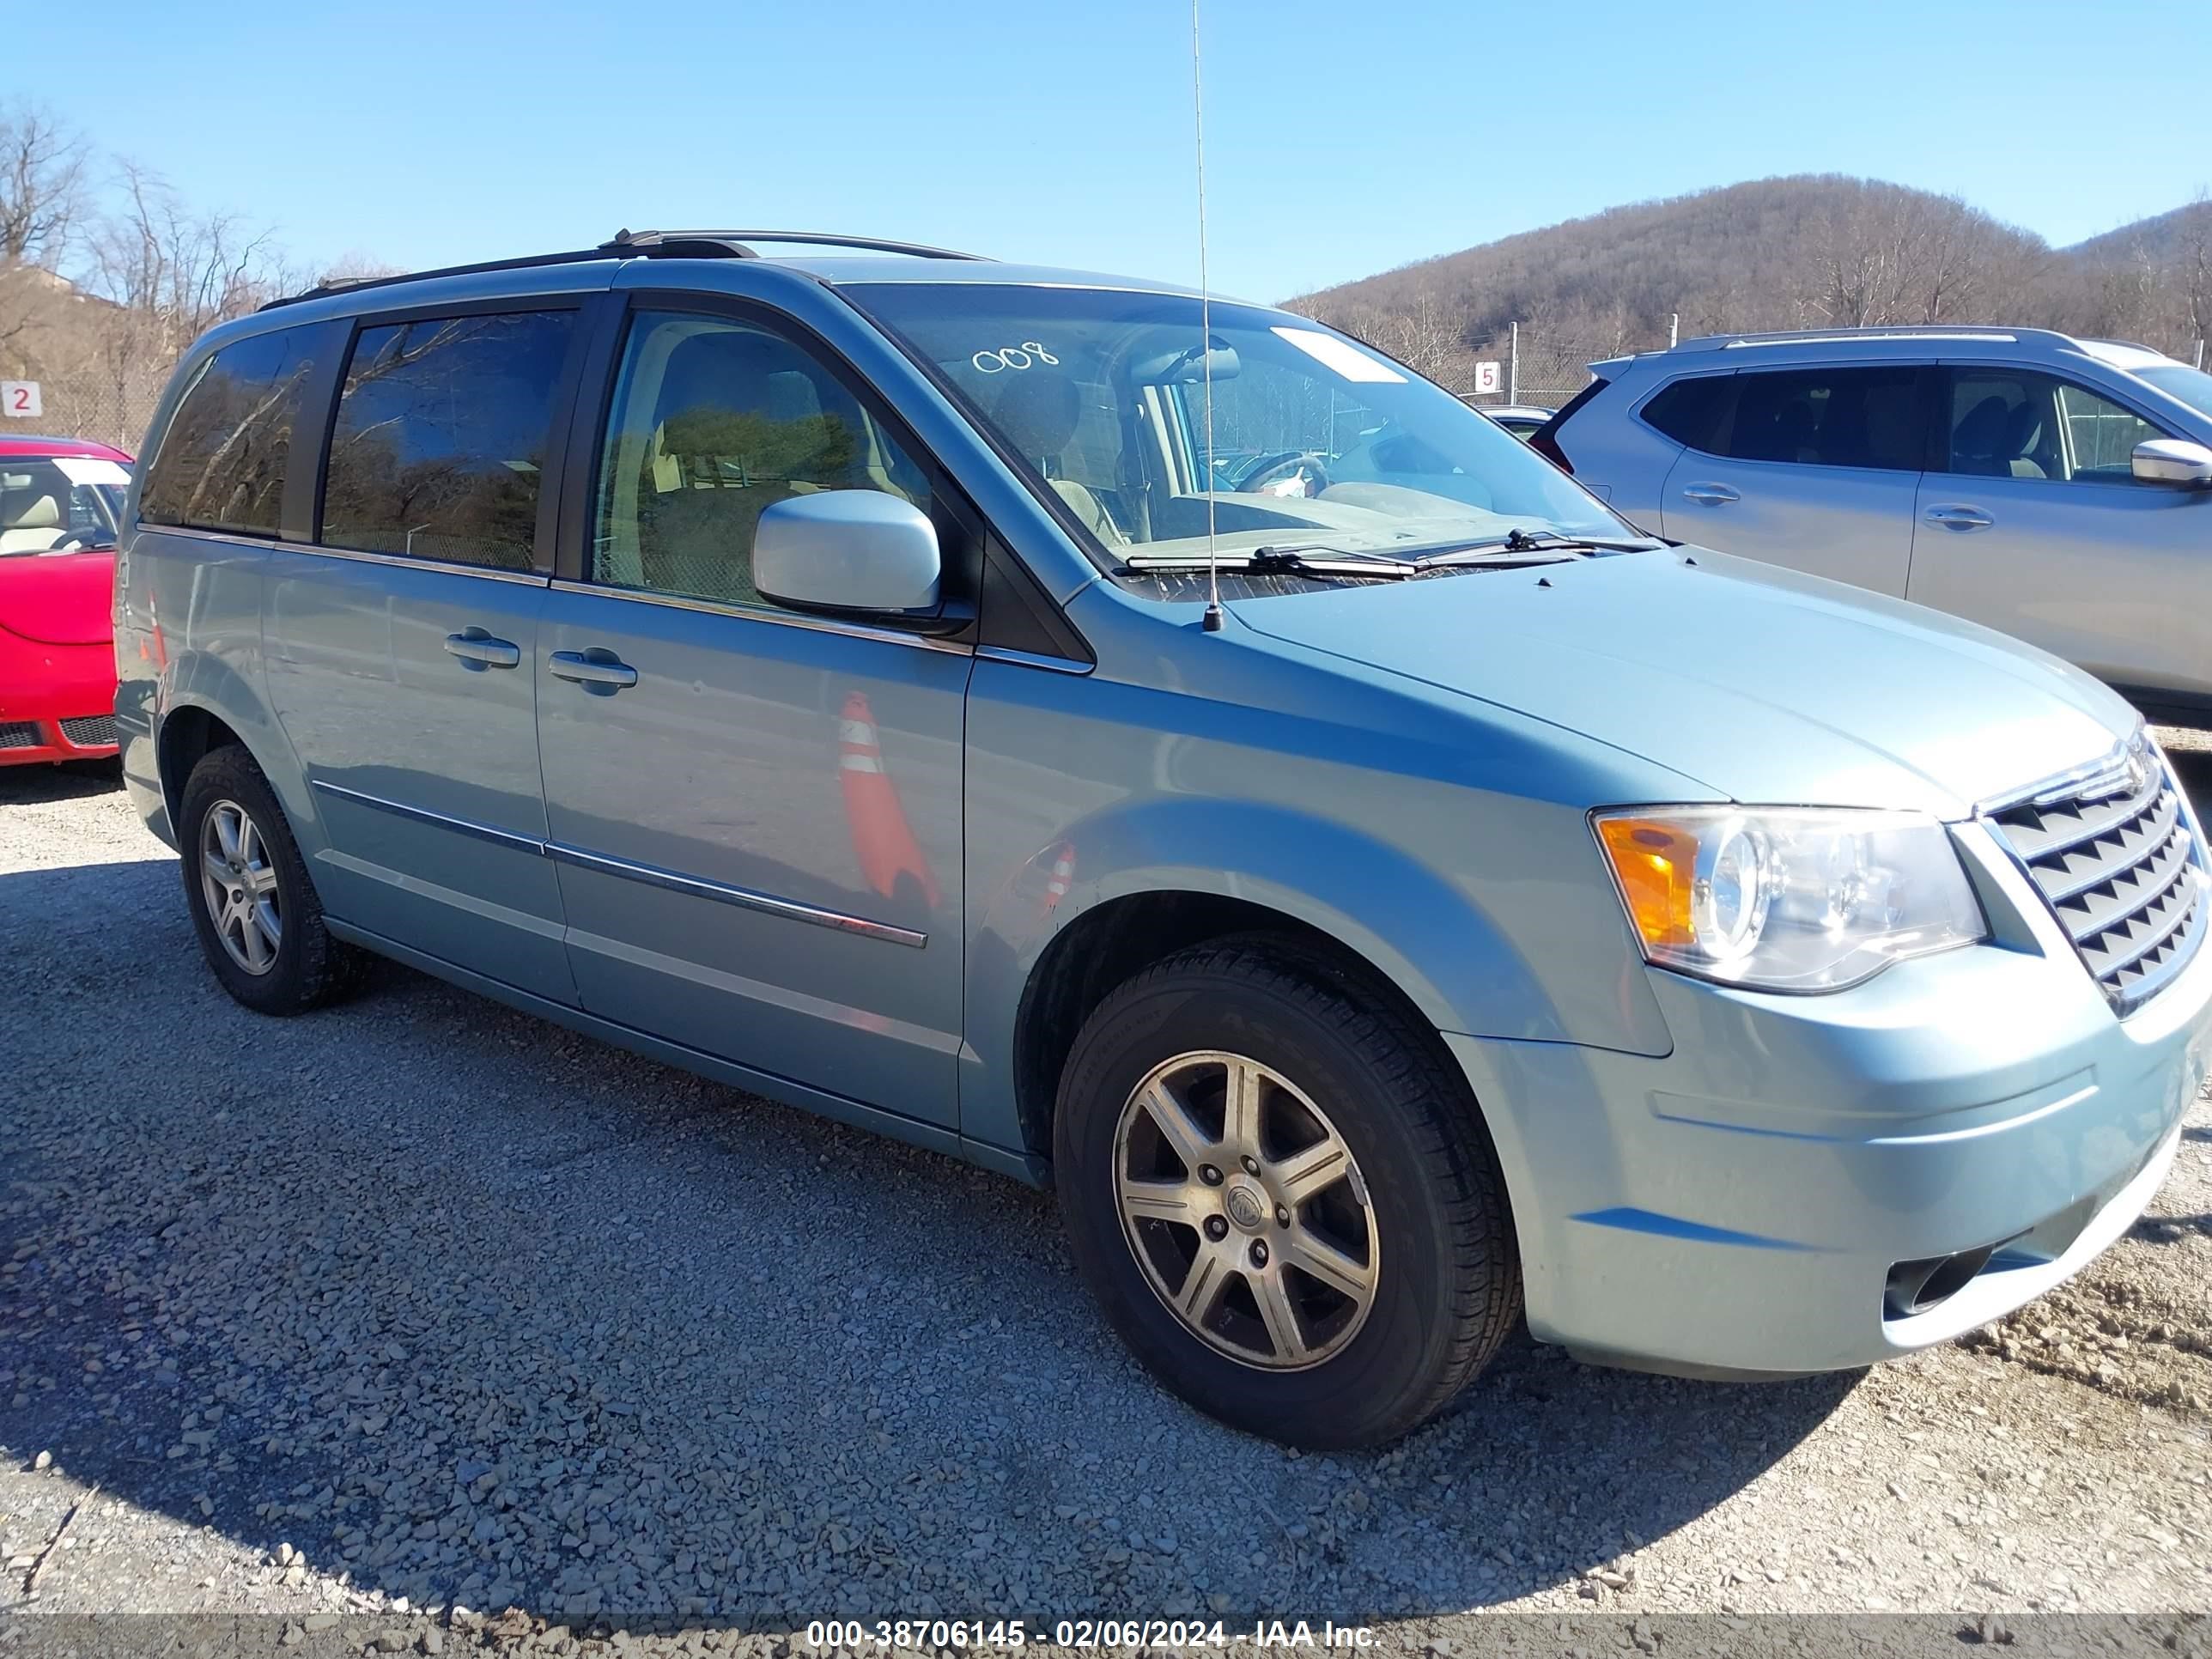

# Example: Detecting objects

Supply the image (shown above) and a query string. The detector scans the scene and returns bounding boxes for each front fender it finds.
[962,787,1672,1159]
[1013,794,1540,1037]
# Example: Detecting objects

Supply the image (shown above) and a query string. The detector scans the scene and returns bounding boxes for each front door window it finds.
[593,311,934,609]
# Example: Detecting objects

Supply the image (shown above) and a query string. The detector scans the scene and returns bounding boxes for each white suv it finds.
[1538,327,2212,725]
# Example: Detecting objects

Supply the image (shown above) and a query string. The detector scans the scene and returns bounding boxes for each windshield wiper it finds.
[1411,528,1662,568]
[1121,528,1662,582]
[1123,544,1416,580]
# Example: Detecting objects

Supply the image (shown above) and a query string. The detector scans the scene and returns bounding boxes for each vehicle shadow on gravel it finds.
[0,757,123,805]
[3,848,1855,1630]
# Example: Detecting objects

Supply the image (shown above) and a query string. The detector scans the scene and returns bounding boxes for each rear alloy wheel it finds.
[198,799,283,975]
[178,744,362,1016]
[1056,935,1521,1448]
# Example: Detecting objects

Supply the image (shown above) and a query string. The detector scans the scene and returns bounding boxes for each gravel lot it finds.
[3,748,2209,1653]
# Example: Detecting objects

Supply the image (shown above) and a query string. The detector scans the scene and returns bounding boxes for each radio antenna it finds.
[1191,0,1224,633]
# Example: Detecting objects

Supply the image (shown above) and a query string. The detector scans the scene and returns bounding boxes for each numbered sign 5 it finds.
[1,380,42,419]
[1471,362,1501,395]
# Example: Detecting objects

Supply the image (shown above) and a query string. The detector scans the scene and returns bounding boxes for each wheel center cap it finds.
[1224,1183,1267,1232]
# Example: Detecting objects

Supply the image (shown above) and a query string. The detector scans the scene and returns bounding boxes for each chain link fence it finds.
[4,376,165,453]
[1449,325,1649,410]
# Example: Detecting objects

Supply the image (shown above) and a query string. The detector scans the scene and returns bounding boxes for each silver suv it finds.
[1539,327,2212,725]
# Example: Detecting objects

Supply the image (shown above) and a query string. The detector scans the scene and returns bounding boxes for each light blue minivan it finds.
[114,231,2212,1447]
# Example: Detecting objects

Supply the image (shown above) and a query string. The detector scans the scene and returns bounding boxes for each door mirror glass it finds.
[2132,438,2212,488]
[753,490,941,615]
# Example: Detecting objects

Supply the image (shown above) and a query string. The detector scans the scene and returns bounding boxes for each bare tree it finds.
[85,162,284,356]
[2179,192,2212,361]
[1362,289,1469,386]
[0,101,88,268]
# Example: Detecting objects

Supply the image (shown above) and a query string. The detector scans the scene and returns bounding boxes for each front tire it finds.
[1054,936,1520,1448]
[178,745,360,1016]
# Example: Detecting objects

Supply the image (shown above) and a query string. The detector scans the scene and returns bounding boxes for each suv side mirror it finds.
[754,491,941,616]
[2132,438,2212,488]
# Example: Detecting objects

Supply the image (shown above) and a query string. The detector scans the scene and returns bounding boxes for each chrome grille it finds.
[0,720,40,750]
[58,714,117,748]
[1990,737,2208,1013]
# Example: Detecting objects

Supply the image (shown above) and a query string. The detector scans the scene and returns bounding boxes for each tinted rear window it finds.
[139,327,320,538]
[320,311,576,571]
[1724,367,1924,471]
[1638,375,1734,451]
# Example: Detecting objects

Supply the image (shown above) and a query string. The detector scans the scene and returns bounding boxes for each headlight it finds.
[1592,806,1986,992]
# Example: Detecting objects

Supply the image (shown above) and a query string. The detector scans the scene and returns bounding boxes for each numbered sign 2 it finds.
[1,381,42,419]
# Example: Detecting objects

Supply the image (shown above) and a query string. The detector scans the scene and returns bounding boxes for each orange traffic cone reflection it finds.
[840,690,943,911]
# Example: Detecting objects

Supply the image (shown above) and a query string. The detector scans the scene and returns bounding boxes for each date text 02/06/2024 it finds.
[804,1620,1380,1649]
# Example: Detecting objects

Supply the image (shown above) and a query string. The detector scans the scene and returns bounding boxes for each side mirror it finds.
[753,491,941,616]
[2132,438,2212,488]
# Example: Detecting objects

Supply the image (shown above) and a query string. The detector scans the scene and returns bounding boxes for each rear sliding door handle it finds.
[1923,504,1993,531]
[443,629,521,669]
[549,649,639,692]
[1680,482,1741,507]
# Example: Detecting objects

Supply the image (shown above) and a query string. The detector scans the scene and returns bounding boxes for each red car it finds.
[0,434,133,765]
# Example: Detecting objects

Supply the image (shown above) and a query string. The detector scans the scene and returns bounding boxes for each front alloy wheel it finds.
[1115,1050,1379,1369]
[1055,935,1521,1448]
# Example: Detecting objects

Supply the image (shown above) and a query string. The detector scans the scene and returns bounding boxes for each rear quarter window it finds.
[138,327,322,538]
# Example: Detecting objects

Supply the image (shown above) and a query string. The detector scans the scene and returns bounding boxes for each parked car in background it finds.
[116,235,2211,1447]
[1460,400,1555,440]
[0,435,131,764]
[1535,327,2212,725]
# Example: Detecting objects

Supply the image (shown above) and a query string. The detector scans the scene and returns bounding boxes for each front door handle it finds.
[549,649,639,692]
[1924,504,1993,531]
[1680,482,1741,507]
[443,629,521,670]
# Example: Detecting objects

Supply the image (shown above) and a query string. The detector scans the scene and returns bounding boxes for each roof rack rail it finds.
[601,228,987,261]
[260,246,624,311]
[259,227,985,312]
[1669,324,2077,353]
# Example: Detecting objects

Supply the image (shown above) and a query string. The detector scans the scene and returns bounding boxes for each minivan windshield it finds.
[849,284,1633,575]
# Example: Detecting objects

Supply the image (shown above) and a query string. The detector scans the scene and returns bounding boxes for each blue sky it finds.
[10,0,2209,302]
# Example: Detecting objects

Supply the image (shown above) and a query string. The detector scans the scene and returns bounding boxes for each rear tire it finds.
[1054,934,1520,1448]
[178,745,362,1016]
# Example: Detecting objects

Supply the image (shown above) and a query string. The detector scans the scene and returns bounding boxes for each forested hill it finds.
[1285,175,2209,395]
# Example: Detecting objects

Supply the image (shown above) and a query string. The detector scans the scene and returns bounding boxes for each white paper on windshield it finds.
[1270,327,1407,384]
[52,456,130,488]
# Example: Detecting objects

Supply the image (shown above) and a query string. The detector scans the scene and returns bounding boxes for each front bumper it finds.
[0,713,122,765]
[0,628,120,765]
[1450,817,2212,1376]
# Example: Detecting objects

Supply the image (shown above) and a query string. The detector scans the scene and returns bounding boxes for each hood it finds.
[1230,546,2133,818]
[0,551,118,647]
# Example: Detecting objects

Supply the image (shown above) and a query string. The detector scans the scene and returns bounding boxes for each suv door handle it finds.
[549,649,639,691]
[1923,504,1993,531]
[1680,482,1740,506]
[443,629,521,669]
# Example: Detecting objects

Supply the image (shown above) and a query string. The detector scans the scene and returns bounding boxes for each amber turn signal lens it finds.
[1595,816,1699,948]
